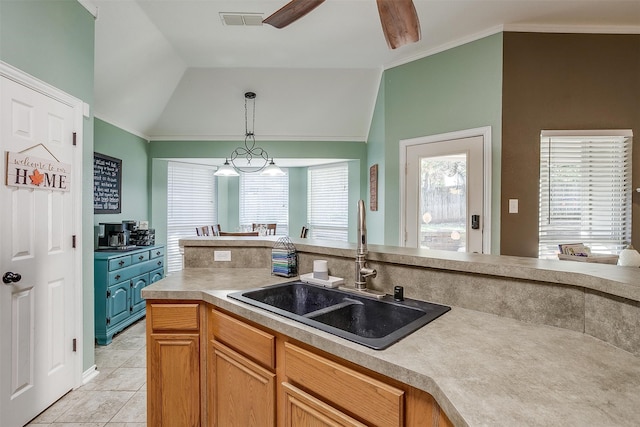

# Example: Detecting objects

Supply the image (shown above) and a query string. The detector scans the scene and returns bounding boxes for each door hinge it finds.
[72,338,77,352]
[129,306,133,312]
[72,235,76,248]
[106,317,111,325]
[107,289,111,298]
[72,132,77,146]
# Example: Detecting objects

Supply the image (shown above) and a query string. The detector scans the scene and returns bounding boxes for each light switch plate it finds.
[509,199,519,214]
[214,250,231,261]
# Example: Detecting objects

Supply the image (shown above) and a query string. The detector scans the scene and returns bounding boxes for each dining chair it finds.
[196,226,211,236]
[252,223,277,235]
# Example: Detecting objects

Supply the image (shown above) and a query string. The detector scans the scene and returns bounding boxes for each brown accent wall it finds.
[501,33,640,257]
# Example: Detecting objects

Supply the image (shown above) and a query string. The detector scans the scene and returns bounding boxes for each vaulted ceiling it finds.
[92,0,640,142]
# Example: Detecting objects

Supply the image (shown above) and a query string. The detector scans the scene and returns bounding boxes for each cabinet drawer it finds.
[150,257,164,270]
[284,342,404,427]
[108,255,131,271]
[210,309,275,370]
[150,247,165,259]
[150,303,199,332]
[282,382,367,427]
[131,251,150,264]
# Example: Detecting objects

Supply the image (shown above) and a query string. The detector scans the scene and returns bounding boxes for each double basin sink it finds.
[228,281,450,350]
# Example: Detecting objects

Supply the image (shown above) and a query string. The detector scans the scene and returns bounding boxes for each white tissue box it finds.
[300,272,344,288]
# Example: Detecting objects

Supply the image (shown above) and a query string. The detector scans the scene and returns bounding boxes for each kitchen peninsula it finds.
[142,237,640,426]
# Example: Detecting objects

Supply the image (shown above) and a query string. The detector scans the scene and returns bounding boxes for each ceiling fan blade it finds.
[376,0,421,49]
[263,0,326,29]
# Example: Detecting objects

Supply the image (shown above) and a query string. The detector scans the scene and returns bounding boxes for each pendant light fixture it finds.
[215,92,284,176]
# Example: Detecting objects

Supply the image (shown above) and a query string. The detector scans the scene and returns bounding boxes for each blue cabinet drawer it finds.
[108,260,155,284]
[131,251,150,265]
[108,255,132,271]
[150,247,165,259]
[150,258,164,270]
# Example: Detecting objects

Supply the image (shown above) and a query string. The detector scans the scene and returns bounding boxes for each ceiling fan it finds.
[263,0,421,50]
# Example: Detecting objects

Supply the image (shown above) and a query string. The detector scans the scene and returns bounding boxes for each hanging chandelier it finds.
[214,91,284,177]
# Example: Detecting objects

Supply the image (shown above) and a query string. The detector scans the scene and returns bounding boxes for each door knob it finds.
[3,272,22,284]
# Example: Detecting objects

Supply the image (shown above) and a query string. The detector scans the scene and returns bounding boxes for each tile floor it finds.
[26,319,148,427]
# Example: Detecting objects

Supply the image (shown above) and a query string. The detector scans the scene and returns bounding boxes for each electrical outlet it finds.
[509,199,519,214]
[214,250,231,261]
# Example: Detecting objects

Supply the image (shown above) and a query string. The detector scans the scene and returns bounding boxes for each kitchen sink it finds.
[233,281,351,316]
[227,281,450,350]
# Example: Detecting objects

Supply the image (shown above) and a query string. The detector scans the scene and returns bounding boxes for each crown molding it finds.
[94,113,151,142]
[385,23,640,70]
[148,134,366,142]
[504,23,640,34]
[384,25,505,70]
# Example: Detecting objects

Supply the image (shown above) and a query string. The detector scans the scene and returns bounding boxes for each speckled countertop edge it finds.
[143,268,640,427]
[179,237,640,302]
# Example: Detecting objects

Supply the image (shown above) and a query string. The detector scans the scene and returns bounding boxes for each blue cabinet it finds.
[95,246,165,345]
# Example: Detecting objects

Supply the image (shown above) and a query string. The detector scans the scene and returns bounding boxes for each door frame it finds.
[0,61,85,388]
[399,126,492,254]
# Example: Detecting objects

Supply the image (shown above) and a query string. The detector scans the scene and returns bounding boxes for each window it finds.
[167,162,217,272]
[239,171,289,236]
[308,163,349,241]
[538,131,632,259]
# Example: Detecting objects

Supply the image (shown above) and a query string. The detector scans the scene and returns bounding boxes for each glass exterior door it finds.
[419,154,467,251]
[404,136,484,252]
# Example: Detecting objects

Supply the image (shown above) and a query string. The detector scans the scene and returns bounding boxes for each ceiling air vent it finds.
[220,13,264,26]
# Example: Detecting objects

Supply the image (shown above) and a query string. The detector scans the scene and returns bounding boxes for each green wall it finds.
[0,0,96,371]
[94,118,150,233]
[370,33,503,250]
[366,77,387,244]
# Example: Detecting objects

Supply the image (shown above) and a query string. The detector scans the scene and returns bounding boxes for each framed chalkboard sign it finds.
[93,152,122,214]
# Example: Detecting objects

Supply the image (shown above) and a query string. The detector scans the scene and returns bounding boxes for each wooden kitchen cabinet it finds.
[209,340,276,426]
[147,303,201,427]
[284,342,404,427]
[208,308,277,426]
[146,302,454,427]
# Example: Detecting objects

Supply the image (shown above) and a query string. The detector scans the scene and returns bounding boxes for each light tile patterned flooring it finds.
[26,319,147,427]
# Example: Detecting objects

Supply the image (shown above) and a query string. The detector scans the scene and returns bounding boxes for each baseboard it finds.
[81,365,100,385]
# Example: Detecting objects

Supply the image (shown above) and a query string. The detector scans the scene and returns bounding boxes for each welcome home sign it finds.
[5,151,71,192]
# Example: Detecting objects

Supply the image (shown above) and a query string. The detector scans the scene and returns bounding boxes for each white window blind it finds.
[167,162,217,272]
[239,171,289,236]
[538,132,632,259]
[308,163,349,241]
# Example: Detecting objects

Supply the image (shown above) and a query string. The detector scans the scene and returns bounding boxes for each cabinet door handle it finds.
[115,274,121,280]
[118,260,125,266]
[138,255,144,260]
[157,261,162,266]
[156,251,161,256]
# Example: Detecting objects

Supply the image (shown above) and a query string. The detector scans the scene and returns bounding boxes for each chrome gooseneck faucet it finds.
[355,199,377,290]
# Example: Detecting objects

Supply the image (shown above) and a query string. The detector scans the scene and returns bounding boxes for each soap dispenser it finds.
[617,245,640,267]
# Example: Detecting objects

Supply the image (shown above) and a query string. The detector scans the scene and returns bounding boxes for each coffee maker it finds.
[97,222,136,250]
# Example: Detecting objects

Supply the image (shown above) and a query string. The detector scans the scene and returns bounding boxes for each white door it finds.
[402,133,488,253]
[0,73,80,426]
